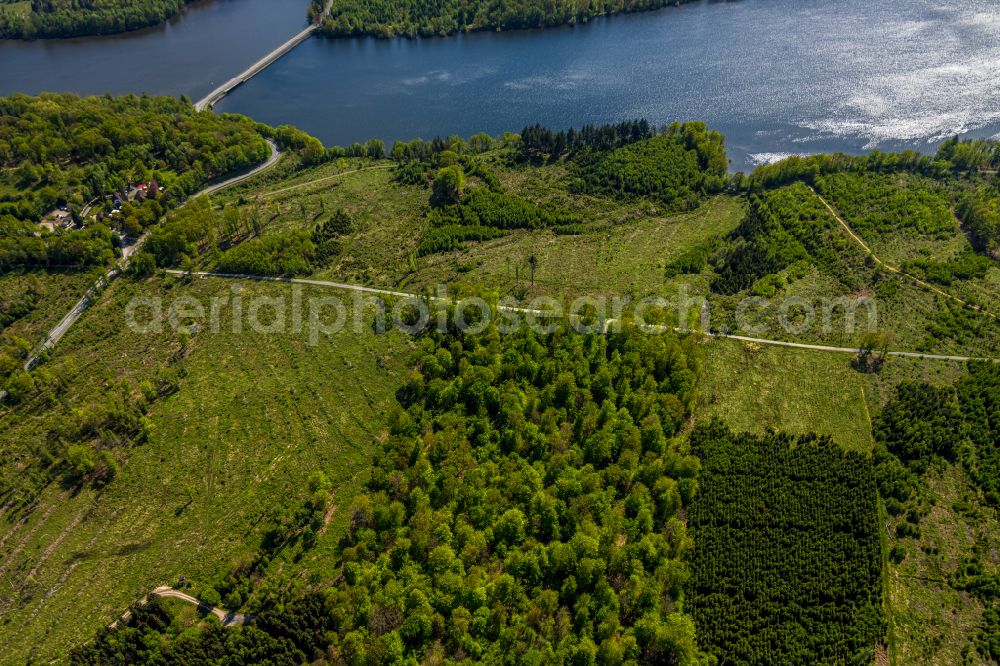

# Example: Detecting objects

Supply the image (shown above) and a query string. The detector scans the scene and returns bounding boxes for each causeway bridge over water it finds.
[195,0,331,111]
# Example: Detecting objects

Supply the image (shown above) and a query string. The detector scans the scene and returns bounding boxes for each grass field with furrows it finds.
[0,275,409,663]
[697,336,876,452]
[410,195,744,301]
[4,126,1000,664]
[202,151,1000,358]
[210,156,746,301]
[0,270,99,346]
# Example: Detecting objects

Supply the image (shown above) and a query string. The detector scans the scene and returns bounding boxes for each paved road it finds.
[7,143,284,386]
[165,270,1000,363]
[23,271,117,372]
[194,139,280,198]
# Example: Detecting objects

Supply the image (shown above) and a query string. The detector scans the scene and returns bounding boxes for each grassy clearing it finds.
[411,195,744,301]
[212,156,746,303]
[219,160,427,288]
[0,1,30,19]
[492,156,662,222]
[0,275,410,663]
[697,332,971,454]
[862,354,968,409]
[868,229,968,267]
[949,264,1000,313]
[815,174,1000,339]
[866,360,997,666]
[696,336,875,453]
[207,152,999,357]
[859,221,1000,329]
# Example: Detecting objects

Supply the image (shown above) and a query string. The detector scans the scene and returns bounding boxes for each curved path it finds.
[150,586,249,626]
[259,163,395,198]
[111,586,249,629]
[164,270,1000,363]
[11,142,283,380]
[810,186,997,321]
[194,139,281,198]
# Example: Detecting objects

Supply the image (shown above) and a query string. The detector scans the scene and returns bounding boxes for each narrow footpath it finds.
[810,186,997,321]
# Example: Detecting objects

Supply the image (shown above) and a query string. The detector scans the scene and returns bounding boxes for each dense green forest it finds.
[519,120,654,159]
[2,97,1000,663]
[875,363,1000,510]
[137,196,355,276]
[0,94,269,270]
[711,183,859,295]
[0,0,192,39]
[420,176,582,255]
[314,0,693,39]
[0,94,269,217]
[0,219,117,271]
[75,321,711,663]
[519,120,728,211]
[570,122,729,210]
[215,230,318,276]
[814,172,956,238]
[745,137,1000,191]
[410,121,730,256]
[687,423,884,665]
[959,192,1000,260]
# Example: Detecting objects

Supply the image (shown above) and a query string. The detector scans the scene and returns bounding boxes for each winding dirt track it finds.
[810,186,997,321]
[149,587,249,626]
[111,587,249,629]
[258,163,395,198]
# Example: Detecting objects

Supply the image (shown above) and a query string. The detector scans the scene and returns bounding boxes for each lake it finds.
[3,0,999,170]
[0,0,307,100]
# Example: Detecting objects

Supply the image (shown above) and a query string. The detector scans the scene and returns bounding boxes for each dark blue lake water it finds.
[0,0,306,99]
[3,0,999,170]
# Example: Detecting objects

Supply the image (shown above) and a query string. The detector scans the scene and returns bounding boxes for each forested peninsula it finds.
[313,0,694,39]
[0,0,693,41]
[0,0,194,39]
